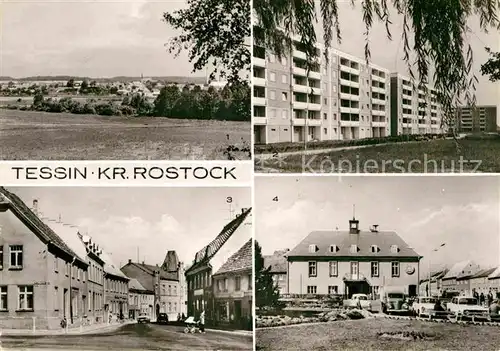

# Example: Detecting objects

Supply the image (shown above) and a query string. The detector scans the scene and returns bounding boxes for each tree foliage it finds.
[163,0,251,85]
[255,240,280,309]
[253,0,500,132]
[481,47,500,82]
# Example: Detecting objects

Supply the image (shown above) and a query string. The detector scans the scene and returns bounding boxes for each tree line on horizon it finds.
[7,83,250,122]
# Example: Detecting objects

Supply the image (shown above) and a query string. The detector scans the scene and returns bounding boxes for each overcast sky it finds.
[9,186,251,270]
[255,176,500,270]
[1,0,200,78]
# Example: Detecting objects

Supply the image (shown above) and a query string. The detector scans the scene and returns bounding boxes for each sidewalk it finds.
[0,321,135,337]
[205,328,253,337]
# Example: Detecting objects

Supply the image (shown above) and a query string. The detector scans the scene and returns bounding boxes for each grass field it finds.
[255,138,500,173]
[256,318,500,350]
[0,110,250,160]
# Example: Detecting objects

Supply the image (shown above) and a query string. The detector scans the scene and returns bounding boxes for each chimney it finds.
[349,217,360,234]
[370,225,379,233]
[128,259,132,264]
[142,261,145,265]
[32,199,38,214]
[241,208,245,214]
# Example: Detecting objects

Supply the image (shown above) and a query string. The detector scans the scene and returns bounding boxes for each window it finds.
[308,261,317,277]
[323,113,327,120]
[168,302,172,312]
[270,72,276,82]
[332,86,337,93]
[168,285,172,296]
[174,302,177,312]
[281,57,287,66]
[323,98,328,105]
[54,256,58,272]
[308,244,317,253]
[329,261,338,277]
[390,245,399,253]
[271,109,277,118]
[269,54,276,63]
[248,274,253,290]
[371,262,379,277]
[329,245,338,253]
[10,245,23,269]
[391,262,400,277]
[350,245,358,253]
[328,286,338,294]
[235,276,241,291]
[307,286,317,294]
[350,262,359,275]
[65,262,69,276]
[282,92,288,101]
[0,245,3,270]
[0,286,7,311]
[18,286,34,311]
[270,90,276,100]
[54,287,59,311]
[282,74,287,84]
[282,110,288,119]
[77,268,81,280]
[371,245,379,253]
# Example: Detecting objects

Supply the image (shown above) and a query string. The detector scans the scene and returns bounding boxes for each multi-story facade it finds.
[453,105,497,133]
[77,234,105,324]
[253,30,394,144]
[469,268,497,295]
[121,253,183,322]
[419,268,448,296]
[212,239,252,330]
[0,187,89,330]
[127,278,154,320]
[263,249,289,295]
[185,208,252,326]
[390,73,443,135]
[101,251,129,322]
[441,260,481,293]
[286,217,421,298]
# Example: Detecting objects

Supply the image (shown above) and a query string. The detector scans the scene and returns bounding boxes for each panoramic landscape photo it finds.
[0,0,251,160]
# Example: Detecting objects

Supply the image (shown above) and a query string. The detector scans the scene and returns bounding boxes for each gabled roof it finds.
[187,207,252,273]
[42,219,87,263]
[264,250,288,273]
[470,267,496,279]
[442,260,479,280]
[214,239,252,276]
[131,262,179,281]
[100,251,129,280]
[128,278,147,292]
[488,267,500,279]
[287,229,420,258]
[0,187,85,264]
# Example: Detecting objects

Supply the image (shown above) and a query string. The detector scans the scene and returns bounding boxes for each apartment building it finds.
[286,217,421,298]
[453,105,497,133]
[390,74,443,135]
[212,239,252,330]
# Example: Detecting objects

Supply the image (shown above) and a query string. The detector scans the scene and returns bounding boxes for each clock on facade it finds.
[405,265,415,275]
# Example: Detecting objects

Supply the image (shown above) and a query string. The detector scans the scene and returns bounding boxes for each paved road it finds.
[0,323,252,351]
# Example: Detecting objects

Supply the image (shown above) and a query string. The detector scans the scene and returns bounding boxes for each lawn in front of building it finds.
[256,318,500,350]
[255,138,500,173]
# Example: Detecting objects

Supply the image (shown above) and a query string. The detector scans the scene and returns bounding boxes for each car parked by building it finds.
[344,294,373,311]
[411,296,449,318]
[157,313,169,325]
[137,313,151,324]
[446,296,490,321]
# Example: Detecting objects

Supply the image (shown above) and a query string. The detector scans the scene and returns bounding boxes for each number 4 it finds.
[272,196,278,202]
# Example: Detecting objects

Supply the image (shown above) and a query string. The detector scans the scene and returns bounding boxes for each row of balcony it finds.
[253,117,389,128]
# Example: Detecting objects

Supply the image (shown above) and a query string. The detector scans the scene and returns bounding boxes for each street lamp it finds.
[428,243,446,297]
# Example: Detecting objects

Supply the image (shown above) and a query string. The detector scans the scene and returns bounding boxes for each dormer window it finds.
[350,245,359,253]
[309,244,317,253]
[371,245,379,253]
[329,245,339,253]
[390,245,399,253]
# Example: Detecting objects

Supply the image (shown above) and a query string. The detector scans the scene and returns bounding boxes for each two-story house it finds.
[101,251,129,322]
[0,187,88,330]
[212,239,252,330]
[441,260,481,293]
[185,208,252,326]
[263,249,289,295]
[287,217,421,298]
[127,278,154,320]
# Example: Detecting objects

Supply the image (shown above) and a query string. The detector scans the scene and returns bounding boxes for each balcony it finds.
[308,102,322,111]
[253,97,266,106]
[372,109,386,116]
[343,273,367,282]
[371,97,386,105]
[253,77,266,87]
[340,79,360,88]
[293,101,308,110]
[340,106,360,114]
[309,71,321,80]
[293,66,307,77]
[307,119,322,126]
[293,118,321,126]
[341,66,360,75]
[340,92,360,101]
[293,85,321,95]
[253,116,267,125]
[371,74,386,83]
[254,57,266,68]
[293,49,307,60]
[340,120,360,127]
[371,121,387,127]
[372,86,385,94]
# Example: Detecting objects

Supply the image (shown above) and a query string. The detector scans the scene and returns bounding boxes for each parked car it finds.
[411,296,449,318]
[344,294,373,311]
[137,313,150,324]
[447,296,490,321]
[380,286,410,315]
[157,313,169,324]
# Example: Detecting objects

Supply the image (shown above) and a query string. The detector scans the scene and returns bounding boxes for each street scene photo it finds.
[252,1,500,173]
[0,186,253,350]
[1,0,251,160]
[254,175,500,350]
